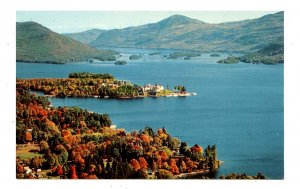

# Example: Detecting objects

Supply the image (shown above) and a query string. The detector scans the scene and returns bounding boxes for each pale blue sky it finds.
[16,11,278,33]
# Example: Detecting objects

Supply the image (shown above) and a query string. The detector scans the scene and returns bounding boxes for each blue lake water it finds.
[16,51,284,179]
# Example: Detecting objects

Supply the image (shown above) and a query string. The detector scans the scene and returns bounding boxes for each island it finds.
[115,60,127,65]
[210,53,221,57]
[16,72,196,99]
[167,51,201,59]
[217,56,240,64]
[16,87,220,179]
[149,52,161,56]
[129,54,142,60]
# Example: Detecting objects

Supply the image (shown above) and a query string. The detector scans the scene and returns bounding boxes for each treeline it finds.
[16,77,139,98]
[219,172,266,179]
[16,88,112,144]
[16,88,220,179]
[69,72,114,79]
[240,42,284,64]
[217,42,284,65]
[217,56,239,64]
[174,85,186,93]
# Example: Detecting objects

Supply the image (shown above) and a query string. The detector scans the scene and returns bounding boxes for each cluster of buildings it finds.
[139,84,165,96]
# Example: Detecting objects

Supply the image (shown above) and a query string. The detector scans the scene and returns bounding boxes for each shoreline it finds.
[30,90,197,100]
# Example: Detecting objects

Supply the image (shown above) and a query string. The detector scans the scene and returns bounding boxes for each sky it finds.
[16,11,278,33]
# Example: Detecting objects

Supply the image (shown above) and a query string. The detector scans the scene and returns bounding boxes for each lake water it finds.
[16,50,284,179]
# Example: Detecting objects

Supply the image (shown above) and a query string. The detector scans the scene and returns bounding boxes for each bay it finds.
[16,50,284,179]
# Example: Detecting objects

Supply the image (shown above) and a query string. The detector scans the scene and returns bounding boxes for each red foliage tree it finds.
[191,144,203,153]
[16,164,24,174]
[56,164,63,175]
[70,165,78,179]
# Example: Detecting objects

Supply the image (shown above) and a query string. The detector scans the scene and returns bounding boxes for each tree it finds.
[156,169,174,179]
[139,157,148,170]
[140,134,150,144]
[39,140,49,153]
[169,159,179,175]
[179,159,187,172]
[160,151,168,162]
[70,165,78,179]
[130,159,140,171]
[180,142,190,157]
[57,164,63,175]
[25,132,32,142]
[143,126,155,137]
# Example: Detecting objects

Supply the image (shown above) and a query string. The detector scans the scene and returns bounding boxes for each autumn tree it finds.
[57,164,63,175]
[130,159,140,171]
[139,157,148,170]
[25,132,32,142]
[70,165,78,179]
[156,169,174,179]
[169,158,179,175]
[179,159,187,172]
[39,140,49,153]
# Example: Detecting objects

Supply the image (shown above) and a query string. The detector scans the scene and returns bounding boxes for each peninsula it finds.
[16,72,196,99]
[16,88,219,179]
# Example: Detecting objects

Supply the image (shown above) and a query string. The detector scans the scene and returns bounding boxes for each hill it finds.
[63,29,106,44]
[89,12,283,53]
[240,40,284,64]
[16,22,117,64]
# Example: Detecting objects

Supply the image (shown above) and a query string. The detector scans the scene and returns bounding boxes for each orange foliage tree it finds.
[169,158,179,175]
[140,134,150,144]
[138,157,148,169]
[25,132,32,142]
[130,159,140,171]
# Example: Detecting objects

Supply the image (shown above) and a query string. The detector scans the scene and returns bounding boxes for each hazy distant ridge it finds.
[84,12,283,53]
[63,29,106,44]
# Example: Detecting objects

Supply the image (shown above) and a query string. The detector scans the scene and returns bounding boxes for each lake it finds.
[16,50,284,179]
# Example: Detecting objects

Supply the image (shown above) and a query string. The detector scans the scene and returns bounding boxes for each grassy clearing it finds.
[16,144,44,160]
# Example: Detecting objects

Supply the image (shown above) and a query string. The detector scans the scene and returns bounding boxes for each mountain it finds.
[240,41,284,64]
[63,29,106,44]
[16,22,117,64]
[89,12,283,53]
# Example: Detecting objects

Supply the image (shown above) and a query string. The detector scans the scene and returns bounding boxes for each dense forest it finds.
[219,172,266,179]
[16,73,140,98]
[16,88,220,179]
[217,56,240,64]
[239,42,284,64]
[16,72,189,99]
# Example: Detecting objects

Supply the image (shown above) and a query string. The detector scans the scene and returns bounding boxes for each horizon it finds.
[16,11,278,33]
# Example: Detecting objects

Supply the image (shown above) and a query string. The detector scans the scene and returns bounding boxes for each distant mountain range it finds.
[17,12,283,64]
[17,22,116,64]
[63,29,106,44]
[63,12,284,53]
